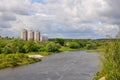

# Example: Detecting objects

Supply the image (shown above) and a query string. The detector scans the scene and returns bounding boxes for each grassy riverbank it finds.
[0,53,40,69]
[93,39,120,80]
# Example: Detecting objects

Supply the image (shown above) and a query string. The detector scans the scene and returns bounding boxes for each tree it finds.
[2,46,11,54]
[23,41,40,53]
[55,38,65,46]
[68,42,80,49]
[46,42,60,52]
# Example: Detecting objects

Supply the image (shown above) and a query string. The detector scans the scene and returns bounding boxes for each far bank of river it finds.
[0,51,99,80]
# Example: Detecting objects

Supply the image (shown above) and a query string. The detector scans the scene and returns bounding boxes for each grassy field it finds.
[60,46,82,51]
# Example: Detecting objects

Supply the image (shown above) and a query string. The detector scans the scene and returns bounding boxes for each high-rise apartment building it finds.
[28,30,34,40]
[21,29,48,42]
[34,31,40,41]
[21,29,27,41]
[40,36,48,42]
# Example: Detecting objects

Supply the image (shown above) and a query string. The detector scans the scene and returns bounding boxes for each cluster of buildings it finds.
[21,29,48,42]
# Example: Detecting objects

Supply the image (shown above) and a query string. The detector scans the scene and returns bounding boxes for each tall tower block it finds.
[40,36,48,42]
[34,31,40,41]
[21,29,27,41]
[28,30,34,40]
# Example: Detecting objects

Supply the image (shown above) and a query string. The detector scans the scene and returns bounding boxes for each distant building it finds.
[21,29,27,41]
[40,36,48,42]
[28,30,34,40]
[34,31,40,41]
[21,29,48,42]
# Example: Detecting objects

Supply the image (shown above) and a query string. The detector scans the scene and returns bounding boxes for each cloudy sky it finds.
[0,0,120,39]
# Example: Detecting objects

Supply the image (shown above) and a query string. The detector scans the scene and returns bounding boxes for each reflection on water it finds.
[0,51,99,80]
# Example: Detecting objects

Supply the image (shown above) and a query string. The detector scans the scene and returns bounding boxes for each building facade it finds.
[34,31,40,41]
[21,29,48,42]
[21,29,27,41]
[40,36,48,42]
[28,30,34,40]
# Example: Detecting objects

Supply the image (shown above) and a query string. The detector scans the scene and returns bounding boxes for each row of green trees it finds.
[0,38,107,54]
[0,39,61,54]
[53,38,104,50]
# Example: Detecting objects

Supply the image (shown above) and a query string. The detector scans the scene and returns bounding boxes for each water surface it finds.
[0,51,99,80]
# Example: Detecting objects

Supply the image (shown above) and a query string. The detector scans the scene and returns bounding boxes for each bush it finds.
[93,40,120,80]
[23,41,40,53]
[54,38,65,46]
[86,43,97,50]
[68,42,80,49]
[46,42,61,52]
[0,53,40,69]
[2,46,11,54]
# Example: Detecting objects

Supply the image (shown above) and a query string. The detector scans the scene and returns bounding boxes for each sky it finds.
[0,0,120,39]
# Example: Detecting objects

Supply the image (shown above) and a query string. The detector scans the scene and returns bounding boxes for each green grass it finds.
[0,53,41,69]
[60,46,82,51]
[87,49,104,53]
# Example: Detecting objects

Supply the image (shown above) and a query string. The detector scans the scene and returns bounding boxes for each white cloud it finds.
[0,0,119,38]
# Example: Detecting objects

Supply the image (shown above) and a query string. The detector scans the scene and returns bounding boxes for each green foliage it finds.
[0,48,2,54]
[2,46,11,54]
[23,41,40,53]
[68,42,80,49]
[54,38,65,46]
[86,43,97,50]
[0,53,40,69]
[46,42,61,52]
[93,40,120,80]
[77,40,87,48]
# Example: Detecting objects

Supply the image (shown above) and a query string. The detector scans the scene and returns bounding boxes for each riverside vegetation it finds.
[0,37,115,70]
[93,39,120,80]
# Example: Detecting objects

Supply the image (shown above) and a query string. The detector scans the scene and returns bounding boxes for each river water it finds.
[0,51,99,80]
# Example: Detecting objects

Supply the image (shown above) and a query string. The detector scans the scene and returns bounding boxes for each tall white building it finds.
[28,30,34,40]
[34,31,40,41]
[40,36,48,42]
[21,29,48,42]
[21,29,27,41]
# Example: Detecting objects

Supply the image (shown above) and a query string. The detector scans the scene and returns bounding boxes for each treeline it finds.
[0,39,60,54]
[0,38,110,54]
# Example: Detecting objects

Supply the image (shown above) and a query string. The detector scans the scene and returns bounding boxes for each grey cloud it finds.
[0,22,11,28]
[0,12,16,21]
[0,0,31,15]
[99,0,120,24]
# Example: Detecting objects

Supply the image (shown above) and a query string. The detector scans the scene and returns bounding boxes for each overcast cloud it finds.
[0,0,119,38]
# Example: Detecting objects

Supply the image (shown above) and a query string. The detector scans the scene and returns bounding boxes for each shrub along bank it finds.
[0,53,40,69]
[93,39,120,80]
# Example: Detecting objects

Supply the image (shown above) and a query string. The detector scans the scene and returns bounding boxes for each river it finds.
[0,51,99,80]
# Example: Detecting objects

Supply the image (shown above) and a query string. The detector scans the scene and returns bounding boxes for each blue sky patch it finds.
[32,0,45,4]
